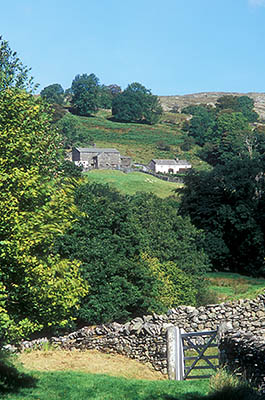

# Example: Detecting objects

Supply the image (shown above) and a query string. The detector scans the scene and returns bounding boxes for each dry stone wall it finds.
[17,293,265,378]
[219,331,265,392]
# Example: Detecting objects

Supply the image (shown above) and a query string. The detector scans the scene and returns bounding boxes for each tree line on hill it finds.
[2,35,265,346]
[40,74,163,125]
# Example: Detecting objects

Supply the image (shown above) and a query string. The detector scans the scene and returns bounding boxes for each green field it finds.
[207,272,265,302]
[84,169,182,198]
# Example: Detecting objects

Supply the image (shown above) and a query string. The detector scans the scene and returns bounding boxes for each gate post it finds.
[167,326,184,380]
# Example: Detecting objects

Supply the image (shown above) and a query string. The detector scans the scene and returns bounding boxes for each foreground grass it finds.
[84,170,182,198]
[207,272,265,302]
[18,350,164,381]
[1,370,209,400]
[3,350,209,400]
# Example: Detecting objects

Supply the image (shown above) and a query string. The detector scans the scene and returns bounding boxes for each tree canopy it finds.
[178,158,265,276]
[0,88,87,343]
[71,73,100,116]
[40,83,64,105]
[184,105,216,146]
[112,82,163,124]
[0,36,37,92]
[183,95,258,150]
[216,95,258,122]
[56,183,210,324]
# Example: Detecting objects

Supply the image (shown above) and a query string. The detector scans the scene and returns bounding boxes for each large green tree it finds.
[40,83,64,105]
[97,84,121,109]
[112,82,162,124]
[178,158,265,276]
[199,112,261,166]
[0,89,87,343]
[183,95,258,150]
[182,105,216,146]
[71,73,100,116]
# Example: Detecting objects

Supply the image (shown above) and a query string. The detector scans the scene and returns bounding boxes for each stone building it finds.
[148,159,192,174]
[72,147,131,170]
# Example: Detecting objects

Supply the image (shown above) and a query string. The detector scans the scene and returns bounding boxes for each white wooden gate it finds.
[167,327,219,380]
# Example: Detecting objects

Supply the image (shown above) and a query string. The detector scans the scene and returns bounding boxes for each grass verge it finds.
[0,370,209,400]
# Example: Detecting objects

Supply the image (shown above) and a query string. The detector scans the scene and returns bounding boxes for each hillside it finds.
[66,110,210,170]
[159,91,265,119]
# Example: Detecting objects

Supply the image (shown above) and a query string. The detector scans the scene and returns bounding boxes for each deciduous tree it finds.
[0,36,36,92]
[178,159,265,276]
[71,73,100,116]
[112,82,162,124]
[56,184,210,324]
[40,83,64,105]
[0,89,87,343]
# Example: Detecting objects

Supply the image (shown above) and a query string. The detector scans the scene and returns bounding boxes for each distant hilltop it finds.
[159,92,265,119]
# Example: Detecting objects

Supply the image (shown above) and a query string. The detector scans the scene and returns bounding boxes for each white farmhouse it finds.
[148,159,192,174]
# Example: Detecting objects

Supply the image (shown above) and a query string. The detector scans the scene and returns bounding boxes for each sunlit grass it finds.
[84,169,182,198]
[18,349,165,381]
[0,370,209,400]
[1,349,209,400]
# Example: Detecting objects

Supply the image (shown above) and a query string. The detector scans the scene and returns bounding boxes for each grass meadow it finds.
[1,350,209,400]
[84,170,182,198]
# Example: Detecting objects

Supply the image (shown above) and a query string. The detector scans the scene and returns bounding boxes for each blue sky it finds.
[1,0,265,95]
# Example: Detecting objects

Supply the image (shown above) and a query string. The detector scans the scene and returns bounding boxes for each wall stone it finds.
[16,293,265,382]
[219,331,265,392]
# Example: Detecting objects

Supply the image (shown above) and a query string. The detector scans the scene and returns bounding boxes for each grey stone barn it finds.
[148,159,192,174]
[72,147,131,170]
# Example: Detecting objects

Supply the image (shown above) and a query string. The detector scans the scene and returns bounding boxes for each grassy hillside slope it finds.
[84,170,182,198]
[72,110,208,168]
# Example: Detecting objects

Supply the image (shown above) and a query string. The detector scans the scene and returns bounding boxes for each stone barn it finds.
[72,147,131,170]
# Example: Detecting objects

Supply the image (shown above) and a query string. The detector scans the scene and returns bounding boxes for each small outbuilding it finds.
[148,159,192,174]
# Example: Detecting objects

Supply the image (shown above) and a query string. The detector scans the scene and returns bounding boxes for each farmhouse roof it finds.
[76,147,120,153]
[176,159,192,166]
[151,159,176,165]
[152,159,191,166]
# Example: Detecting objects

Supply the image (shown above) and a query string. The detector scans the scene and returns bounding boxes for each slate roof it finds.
[76,147,120,153]
[152,159,178,165]
[152,159,191,166]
